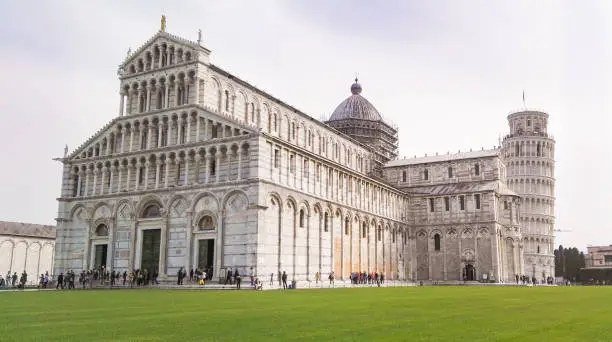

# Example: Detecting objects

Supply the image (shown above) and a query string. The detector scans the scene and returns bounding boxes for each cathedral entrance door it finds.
[141,229,161,274]
[465,264,476,281]
[94,244,108,269]
[197,239,215,278]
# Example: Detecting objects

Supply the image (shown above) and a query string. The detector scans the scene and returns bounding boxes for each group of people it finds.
[349,272,385,286]
[0,271,28,288]
[514,274,555,286]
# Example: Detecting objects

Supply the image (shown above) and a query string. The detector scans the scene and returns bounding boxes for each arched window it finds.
[402,171,407,182]
[72,175,79,197]
[250,103,255,122]
[377,227,382,241]
[225,90,230,111]
[95,224,109,237]
[424,169,429,180]
[515,144,520,156]
[537,245,540,254]
[537,143,541,157]
[142,204,161,218]
[139,94,146,112]
[474,163,480,176]
[299,209,305,228]
[141,130,148,149]
[448,166,453,178]
[198,215,215,230]
[344,217,349,235]
[324,213,329,232]
[362,223,367,239]
[434,233,441,251]
[157,90,164,109]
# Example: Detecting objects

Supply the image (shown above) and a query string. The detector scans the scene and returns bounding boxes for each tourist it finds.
[282,271,288,289]
[235,269,241,289]
[56,273,64,290]
[225,268,232,285]
[315,272,320,284]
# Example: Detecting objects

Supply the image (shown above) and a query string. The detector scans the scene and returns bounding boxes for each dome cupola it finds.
[328,78,382,122]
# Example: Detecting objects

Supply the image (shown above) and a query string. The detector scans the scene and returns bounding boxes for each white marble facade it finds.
[54,24,555,283]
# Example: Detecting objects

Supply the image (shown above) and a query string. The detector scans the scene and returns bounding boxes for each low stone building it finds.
[0,221,55,285]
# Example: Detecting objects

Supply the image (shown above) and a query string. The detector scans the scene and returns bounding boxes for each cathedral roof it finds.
[403,180,519,197]
[0,221,56,239]
[328,79,383,122]
[386,148,501,167]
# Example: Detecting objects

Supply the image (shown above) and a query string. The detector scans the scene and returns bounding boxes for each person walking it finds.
[281,271,288,290]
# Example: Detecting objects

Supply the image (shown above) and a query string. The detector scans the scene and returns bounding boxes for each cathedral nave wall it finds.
[260,182,409,282]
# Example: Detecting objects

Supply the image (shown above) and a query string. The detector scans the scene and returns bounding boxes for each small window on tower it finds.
[274,150,280,168]
[475,194,481,209]
[424,169,429,180]
[445,197,450,211]
[402,171,407,182]
[459,195,465,210]
[475,164,480,176]
[504,201,509,210]
[527,119,531,126]
[429,198,435,212]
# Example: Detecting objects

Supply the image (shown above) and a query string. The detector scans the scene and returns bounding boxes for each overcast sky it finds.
[1,1,610,250]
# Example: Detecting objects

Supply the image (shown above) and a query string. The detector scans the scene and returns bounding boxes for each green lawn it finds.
[0,286,610,341]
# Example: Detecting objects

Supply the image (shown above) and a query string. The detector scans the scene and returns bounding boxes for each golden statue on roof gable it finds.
[161,15,167,32]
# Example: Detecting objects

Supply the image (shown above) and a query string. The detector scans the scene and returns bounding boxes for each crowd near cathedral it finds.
[54,18,556,285]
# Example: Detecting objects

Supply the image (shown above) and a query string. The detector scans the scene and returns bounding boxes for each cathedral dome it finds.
[328,79,383,122]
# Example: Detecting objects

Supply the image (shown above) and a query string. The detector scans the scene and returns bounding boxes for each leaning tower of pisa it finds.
[502,110,556,281]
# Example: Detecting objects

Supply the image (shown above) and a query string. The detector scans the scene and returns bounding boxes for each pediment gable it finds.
[67,117,121,161]
[120,31,209,74]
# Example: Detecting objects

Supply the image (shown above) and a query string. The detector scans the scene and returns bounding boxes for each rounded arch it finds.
[69,204,90,221]
[113,198,135,218]
[191,191,219,213]
[430,229,443,238]
[193,211,217,231]
[221,189,250,211]
[268,191,283,209]
[285,195,298,212]
[298,200,311,216]
[168,194,190,218]
[136,194,164,217]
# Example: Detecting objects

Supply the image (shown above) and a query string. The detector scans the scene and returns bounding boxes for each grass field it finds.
[1,286,611,341]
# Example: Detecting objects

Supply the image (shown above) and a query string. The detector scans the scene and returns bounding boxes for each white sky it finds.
[0,0,610,250]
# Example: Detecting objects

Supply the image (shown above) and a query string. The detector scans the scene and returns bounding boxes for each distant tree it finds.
[554,245,585,281]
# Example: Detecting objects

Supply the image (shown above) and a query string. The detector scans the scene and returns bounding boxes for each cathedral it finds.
[54,21,556,284]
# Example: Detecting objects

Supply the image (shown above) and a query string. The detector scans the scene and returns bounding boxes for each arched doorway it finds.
[139,203,162,275]
[463,264,476,281]
[193,215,216,280]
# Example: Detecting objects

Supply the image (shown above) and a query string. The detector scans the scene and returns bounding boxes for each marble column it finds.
[164,161,170,188]
[155,162,161,189]
[119,92,125,116]
[195,115,200,142]
[159,218,168,276]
